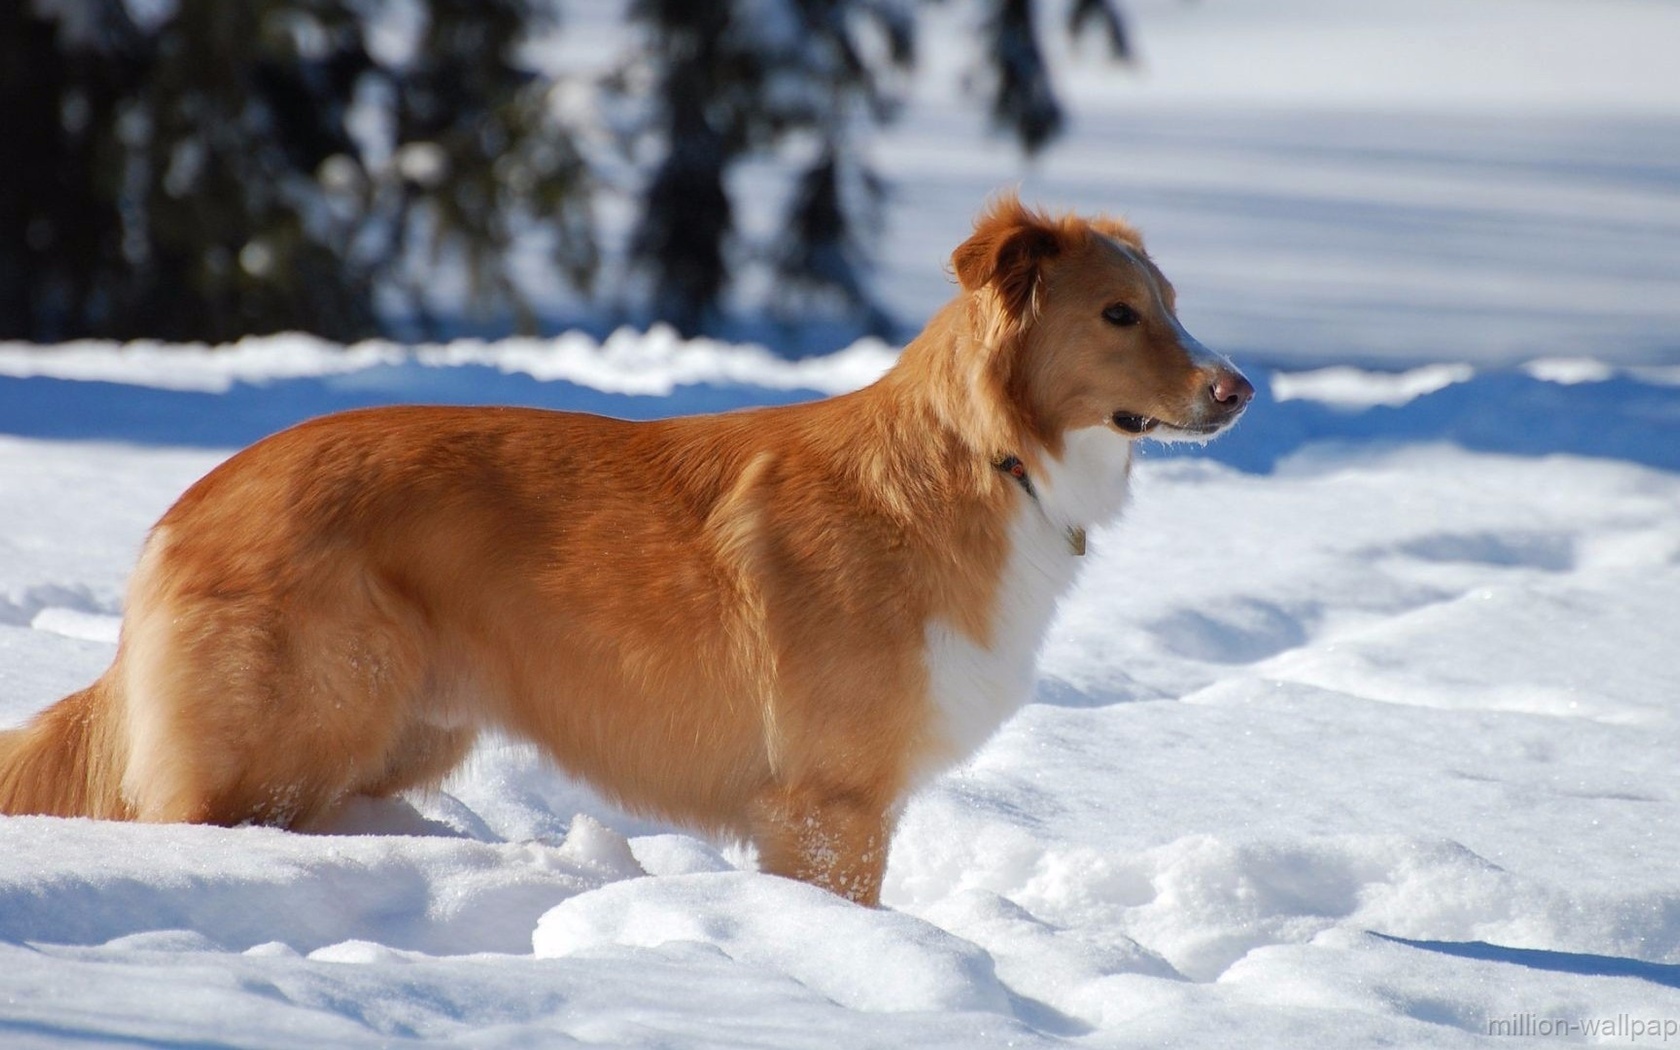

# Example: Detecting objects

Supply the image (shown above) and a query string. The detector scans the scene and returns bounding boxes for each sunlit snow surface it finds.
[4,0,1680,1045]
[5,353,1680,1047]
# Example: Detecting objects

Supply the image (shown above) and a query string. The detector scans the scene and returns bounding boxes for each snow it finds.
[1062,0,1680,115]
[1269,363,1474,408]
[4,0,1680,1045]
[0,328,897,398]
[7,371,1680,1047]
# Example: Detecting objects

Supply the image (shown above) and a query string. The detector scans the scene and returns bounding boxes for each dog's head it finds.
[952,195,1252,449]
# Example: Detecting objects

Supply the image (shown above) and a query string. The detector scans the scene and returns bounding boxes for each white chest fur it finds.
[917,427,1133,779]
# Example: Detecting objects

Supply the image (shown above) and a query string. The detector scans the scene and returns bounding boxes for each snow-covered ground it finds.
[4,0,1680,1046]
[4,350,1680,1047]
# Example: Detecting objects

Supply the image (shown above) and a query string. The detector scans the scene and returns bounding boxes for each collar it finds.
[992,454,1087,557]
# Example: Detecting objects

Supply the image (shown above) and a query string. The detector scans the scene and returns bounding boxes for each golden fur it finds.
[0,196,1250,905]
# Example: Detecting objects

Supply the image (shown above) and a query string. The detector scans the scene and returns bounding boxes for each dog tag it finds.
[1066,527,1086,557]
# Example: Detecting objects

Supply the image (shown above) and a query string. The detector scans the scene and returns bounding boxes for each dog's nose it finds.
[1210,370,1254,410]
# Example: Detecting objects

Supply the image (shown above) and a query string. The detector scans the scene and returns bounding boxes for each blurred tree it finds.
[0,0,593,343]
[621,0,1130,337]
[0,0,1127,345]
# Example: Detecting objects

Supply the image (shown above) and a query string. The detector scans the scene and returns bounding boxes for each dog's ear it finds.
[951,196,1063,322]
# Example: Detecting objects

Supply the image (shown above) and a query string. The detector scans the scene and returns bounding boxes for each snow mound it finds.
[0,326,897,397]
[0,813,636,956]
[1270,363,1474,408]
[534,872,1013,1015]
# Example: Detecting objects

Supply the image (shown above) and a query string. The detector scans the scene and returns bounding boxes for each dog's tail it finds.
[0,675,132,820]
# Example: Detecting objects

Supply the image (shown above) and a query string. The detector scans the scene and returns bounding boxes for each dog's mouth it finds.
[1111,411,1230,439]
[1110,412,1158,435]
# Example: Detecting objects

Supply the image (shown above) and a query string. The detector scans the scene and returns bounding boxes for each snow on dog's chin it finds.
[1115,413,1244,446]
[1146,420,1235,445]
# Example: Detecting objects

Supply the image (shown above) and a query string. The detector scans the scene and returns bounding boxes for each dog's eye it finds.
[1103,303,1140,327]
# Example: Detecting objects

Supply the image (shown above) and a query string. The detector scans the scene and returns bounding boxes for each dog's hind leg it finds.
[117,558,455,828]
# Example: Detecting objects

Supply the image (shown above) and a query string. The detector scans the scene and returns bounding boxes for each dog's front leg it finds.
[749,786,895,906]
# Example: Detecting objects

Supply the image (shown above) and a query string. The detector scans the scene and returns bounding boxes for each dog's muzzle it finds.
[1113,367,1255,438]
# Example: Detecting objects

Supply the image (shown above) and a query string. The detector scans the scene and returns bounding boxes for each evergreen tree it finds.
[622,0,1129,338]
[0,0,1128,345]
[0,0,592,342]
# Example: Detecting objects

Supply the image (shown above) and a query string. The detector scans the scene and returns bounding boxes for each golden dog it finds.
[0,196,1251,905]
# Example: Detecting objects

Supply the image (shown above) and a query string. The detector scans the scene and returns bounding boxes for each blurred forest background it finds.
[0,0,1131,347]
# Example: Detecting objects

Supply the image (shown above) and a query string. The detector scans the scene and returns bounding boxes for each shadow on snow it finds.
[1375,933,1680,990]
[0,362,1677,474]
